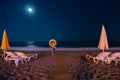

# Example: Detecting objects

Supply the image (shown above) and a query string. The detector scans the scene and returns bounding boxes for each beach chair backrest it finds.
[97,52,111,57]
[110,52,120,59]
[5,52,17,58]
[15,52,27,58]
[103,52,111,56]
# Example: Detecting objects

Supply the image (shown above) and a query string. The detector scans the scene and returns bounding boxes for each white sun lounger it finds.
[106,52,120,65]
[4,52,18,62]
[86,52,111,64]
[14,52,38,62]
[4,52,24,66]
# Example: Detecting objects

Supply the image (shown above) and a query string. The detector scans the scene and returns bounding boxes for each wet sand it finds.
[0,49,120,80]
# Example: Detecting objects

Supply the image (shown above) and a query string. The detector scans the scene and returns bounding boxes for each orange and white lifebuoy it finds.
[49,39,57,48]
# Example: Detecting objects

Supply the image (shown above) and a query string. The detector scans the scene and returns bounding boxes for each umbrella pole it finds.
[3,50,6,58]
[103,49,104,54]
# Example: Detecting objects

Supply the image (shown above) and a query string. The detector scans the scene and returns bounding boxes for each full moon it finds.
[28,8,33,12]
[25,5,35,15]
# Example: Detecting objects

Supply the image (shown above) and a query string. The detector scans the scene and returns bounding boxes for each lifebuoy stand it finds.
[52,47,55,56]
[49,39,57,56]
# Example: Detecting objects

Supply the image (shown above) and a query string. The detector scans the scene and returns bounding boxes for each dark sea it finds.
[9,41,120,48]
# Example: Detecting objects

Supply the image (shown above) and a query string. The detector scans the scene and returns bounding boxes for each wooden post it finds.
[52,47,55,56]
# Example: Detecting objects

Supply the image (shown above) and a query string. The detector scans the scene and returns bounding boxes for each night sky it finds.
[0,0,120,42]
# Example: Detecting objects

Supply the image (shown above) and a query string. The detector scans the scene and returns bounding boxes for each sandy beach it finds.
[0,47,120,80]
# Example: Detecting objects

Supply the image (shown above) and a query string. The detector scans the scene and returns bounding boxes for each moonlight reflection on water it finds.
[26,41,37,47]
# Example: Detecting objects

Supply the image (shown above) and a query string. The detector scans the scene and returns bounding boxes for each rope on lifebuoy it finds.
[49,39,57,48]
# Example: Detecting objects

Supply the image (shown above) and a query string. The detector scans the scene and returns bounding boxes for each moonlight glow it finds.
[28,8,33,12]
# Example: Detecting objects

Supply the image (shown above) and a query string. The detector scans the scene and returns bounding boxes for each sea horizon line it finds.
[2,47,120,52]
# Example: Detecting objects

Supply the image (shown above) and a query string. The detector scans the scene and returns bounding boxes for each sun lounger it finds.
[4,52,18,62]
[86,52,111,64]
[106,52,120,66]
[7,57,24,66]
[14,52,38,62]
[4,52,24,66]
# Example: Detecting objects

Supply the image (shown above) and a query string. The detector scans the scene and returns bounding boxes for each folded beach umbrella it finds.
[98,25,109,53]
[1,30,10,58]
